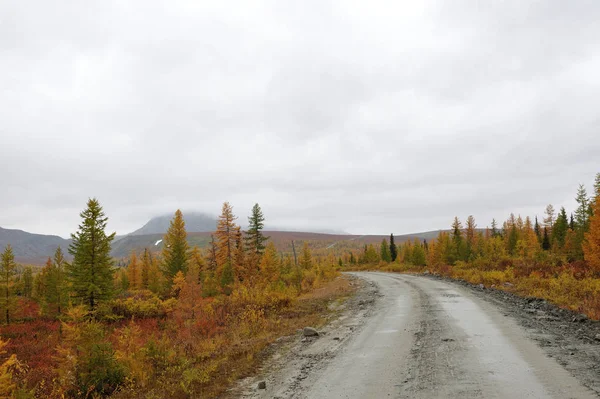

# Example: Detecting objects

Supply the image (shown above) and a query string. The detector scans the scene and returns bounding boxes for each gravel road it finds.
[235,272,600,399]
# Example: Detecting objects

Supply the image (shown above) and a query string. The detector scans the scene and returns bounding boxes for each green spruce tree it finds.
[390,234,398,262]
[380,239,391,262]
[245,203,269,254]
[551,207,569,249]
[21,266,33,298]
[534,217,542,243]
[161,210,190,289]
[542,227,551,250]
[67,198,116,313]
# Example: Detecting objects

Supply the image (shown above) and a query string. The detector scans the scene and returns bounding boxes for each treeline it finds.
[351,172,600,319]
[0,200,339,398]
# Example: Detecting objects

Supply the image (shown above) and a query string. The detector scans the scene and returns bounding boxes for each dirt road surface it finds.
[235,272,600,399]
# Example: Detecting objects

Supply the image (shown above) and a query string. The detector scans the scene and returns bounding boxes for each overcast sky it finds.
[1,1,599,238]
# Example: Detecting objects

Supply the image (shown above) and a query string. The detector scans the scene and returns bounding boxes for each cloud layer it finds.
[1,0,599,237]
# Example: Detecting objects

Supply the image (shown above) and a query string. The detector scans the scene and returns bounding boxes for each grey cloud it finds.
[1,0,599,237]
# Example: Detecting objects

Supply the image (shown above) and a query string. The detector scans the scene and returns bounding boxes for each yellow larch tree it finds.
[127,251,141,290]
[583,197,600,275]
[215,202,238,267]
[259,242,280,283]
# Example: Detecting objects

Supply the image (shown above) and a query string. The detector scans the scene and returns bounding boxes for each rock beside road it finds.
[303,327,319,337]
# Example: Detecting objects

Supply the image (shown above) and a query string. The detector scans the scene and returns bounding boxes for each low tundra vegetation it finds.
[0,201,343,398]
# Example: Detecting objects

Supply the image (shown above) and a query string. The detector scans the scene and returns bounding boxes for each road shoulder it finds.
[228,274,381,398]
[425,273,600,396]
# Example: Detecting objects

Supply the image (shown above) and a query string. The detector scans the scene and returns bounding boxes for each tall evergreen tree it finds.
[552,207,569,249]
[67,198,116,313]
[380,239,391,262]
[491,219,499,237]
[542,227,551,250]
[569,213,575,231]
[245,203,269,254]
[161,209,190,288]
[575,184,590,231]
[534,216,542,243]
[0,245,17,324]
[389,234,398,262]
[451,217,465,262]
[42,247,68,317]
[21,266,33,298]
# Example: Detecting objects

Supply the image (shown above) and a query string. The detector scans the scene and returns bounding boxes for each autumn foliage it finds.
[344,173,600,320]
[0,200,340,398]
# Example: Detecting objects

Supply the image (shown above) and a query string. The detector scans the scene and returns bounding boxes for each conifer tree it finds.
[67,198,116,313]
[552,207,569,249]
[521,217,540,258]
[544,204,555,228]
[380,239,391,262]
[411,239,426,266]
[583,197,600,275]
[207,235,218,272]
[245,203,269,255]
[364,244,380,264]
[507,224,518,255]
[451,217,465,262]
[215,202,238,273]
[300,242,313,269]
[542,227,551,250]
[21,266,33,298]
[534,216,542,243]
[465,215,477,259]
[147,256,162,294]
[220,262,234,293]
[0,245,17,324]
[42,247,68,317]
[389,234,398,262]
[141,249,152,289]
[569,213,575,231]
[127,251,141,290]
[452,217,463,242]
[491,219,499,237]
[575,184,590,231]
[188,246,206,284]
[161,209,190,289]
[259,242,280,282]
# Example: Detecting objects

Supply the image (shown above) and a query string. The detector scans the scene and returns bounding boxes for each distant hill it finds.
[129,212,217,235]
[110,230,441,259]
[0,222,450,265]
[126,212,348,237]
[0,226,70,265]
